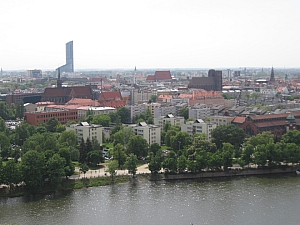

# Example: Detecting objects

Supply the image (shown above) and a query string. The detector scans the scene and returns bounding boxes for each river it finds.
[1,174,300,225]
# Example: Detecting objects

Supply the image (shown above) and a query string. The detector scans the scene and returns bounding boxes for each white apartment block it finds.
[77,106,116,120]
[127,122,161,145]
[154,114,185,130]
[209,116,234,126]
[66,122,103,145]
[189,104,211,120]
[147,103,161,117]
[181,119,217,141]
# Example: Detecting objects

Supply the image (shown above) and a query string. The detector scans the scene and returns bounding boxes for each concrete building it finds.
[209,115,234,126]
[154,114,185,130]
[181,119,217,141]
[127,122,161,145]
[57,41,74,73]
[77,106,116,120]
[189,104,211,120]
[66,122,102,144]
[27,69,42,78]
[125,104,148,122]
[188,69,222,91]
[154,105,177,118]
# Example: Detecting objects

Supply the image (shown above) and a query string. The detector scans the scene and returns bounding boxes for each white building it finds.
[127,122,161,145]
[181,119,217,141]
[154,114,185,130]
[125,104,148,122]
[154,105,177,118]
[209,115,234,126]
[66,122,103,145]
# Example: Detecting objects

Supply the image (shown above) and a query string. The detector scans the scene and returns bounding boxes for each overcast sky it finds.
[1,0,300,70]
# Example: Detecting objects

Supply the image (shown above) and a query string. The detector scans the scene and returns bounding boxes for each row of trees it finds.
[0,101,24,120]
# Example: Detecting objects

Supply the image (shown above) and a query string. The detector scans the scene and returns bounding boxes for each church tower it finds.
[269,67,275,83]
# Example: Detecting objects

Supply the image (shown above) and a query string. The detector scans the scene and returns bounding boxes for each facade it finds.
[154,105,177,118]
[209,115,234,126]
[127,122,161,145]
[27,69,42,78]
[154,114,185,130]
[189,104,211,120]
[77,106,116,120]
[146,71,172,82]
[269,67,275,84]
[57,41,74,73]
[66,122,102,144]
[181,119,217,141]
[24,109,78,126]
[6,92,43,105]
[98,91,126,108]
[188,69,222,91]
[125,104,148,122]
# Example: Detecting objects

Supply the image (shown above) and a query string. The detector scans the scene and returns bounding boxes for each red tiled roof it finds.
[250,111,300,121]
[146,71,172,81]
[100,91,122,101]
[66,98,100,106]
[255,121,286,128]
[232,116,246,124]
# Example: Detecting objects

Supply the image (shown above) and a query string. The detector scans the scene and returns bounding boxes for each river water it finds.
[1,174,300,225]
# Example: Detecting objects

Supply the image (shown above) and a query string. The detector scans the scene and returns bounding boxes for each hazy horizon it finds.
[1,0,300,70]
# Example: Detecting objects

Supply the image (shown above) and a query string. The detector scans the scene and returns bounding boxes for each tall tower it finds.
[57,41,74,73]
[269,67,275,83]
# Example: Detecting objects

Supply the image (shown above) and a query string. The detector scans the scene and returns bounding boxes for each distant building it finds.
[27,69,42,78]
[57,41,74,73]
[269,67,275,84]
[154,114,185,130]
[188,69,222,91]
[66,122,102,145]
[209,115,234,126]
[189,104,210,120]
[146,71,172,82]
[98,91,126,108]
[77,106,116,120]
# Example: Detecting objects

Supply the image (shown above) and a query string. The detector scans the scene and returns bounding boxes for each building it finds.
[66,122,102,144]
[6,92,43,105]
[98,91,126,108]
[189,104,211,120]
[154,105,177,118]
[127,122,161,145]
[27,69,42,78]
[181,119,217,141]
[188,69,222,91]
[154,114,185,130]
[125,104,148,122]
[209,115,234,126]
[146,71,172,82]
[57,41,74,73]
[269,67,275,84]
[179,91,224,107]
[25,109,78,126]
[77,106,116,120]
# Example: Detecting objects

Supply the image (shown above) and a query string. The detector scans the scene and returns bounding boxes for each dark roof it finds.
[189,77,215,85]
[146,71,172,81]
[100,91,122,101]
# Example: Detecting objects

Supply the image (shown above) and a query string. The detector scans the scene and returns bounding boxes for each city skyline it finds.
[1,0,300,70]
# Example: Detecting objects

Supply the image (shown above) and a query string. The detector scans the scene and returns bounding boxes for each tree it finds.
[179,108,189,120]
[46,117,59,132]
[56,123,66,133]
[21,150,45,193]
[221,143,234,171]
[112,144,127,168]
[177,155,187,173]
[112,130,125,146]
[127,135,148,157]
[92,137,101,151]
[117,107,130,124]
[91,114,111,127]
[149,94,157,103]
[108,112,121,125]
[0,132,11,159]
[149,143,161,155]
[282,130,300,146]
[15,101,24,119]
[125,154,138,177]
[2,159,22,192]
[59,130,77,147]
[211,124,245,150]
[87,150,104,166]
[79,138,87,164]
[58,147,75,178]
[80,164,89,178]
[46,154,66,188]
[0,117,6,133]
[171,131,191,152]
[162,151,177,173]
[148,151,162,174]
[106,160,118,181]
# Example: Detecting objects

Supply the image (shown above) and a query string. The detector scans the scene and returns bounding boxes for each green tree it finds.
[162,151,177,173]
[79,138,87,163]
[21,150,45,193]
[171,131,191,152]
[91,114,111,127]
[106,160,118,181]
[0,117,6,133]
[221,143,234,171]
[112,144,127,168]
[282,130,300,146]
[211,124,245,150]
[179,107,189,120]
[58,147,75,178]
[15,101,24,119]
[46,154,66,188]
[2,160,22,192]
[117,107,130,124]
[149,143,161,155]
[125,154,138,177]
[177,155,187,173]
[59,130,77,147]
[149,94,157,103]
[46,117,59,132]
[86,150,104,166]
[127,135,148,157]
[80,163,89,178]
[148,151,162,173]
[0,132,11,159]
[56,123,66,133]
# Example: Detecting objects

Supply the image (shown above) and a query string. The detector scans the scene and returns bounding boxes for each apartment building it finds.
[209,116,234,126]
[189,103,211,120]
[127,122,161,145]
[66,122,102,145]
[125,104,148,122]
[181,119,217,141]
[154,114,185,130]
[77,106,116,120]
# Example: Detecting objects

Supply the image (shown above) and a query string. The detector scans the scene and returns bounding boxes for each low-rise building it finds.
[209,115,234,126]
[77,106,116,120]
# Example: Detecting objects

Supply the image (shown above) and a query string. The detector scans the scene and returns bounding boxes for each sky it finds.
[1,0,300,70]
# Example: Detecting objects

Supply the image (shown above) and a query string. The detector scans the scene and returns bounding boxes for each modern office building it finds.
[57,41,74,73]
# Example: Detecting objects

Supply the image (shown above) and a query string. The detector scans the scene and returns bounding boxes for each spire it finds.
[269,67,275,83]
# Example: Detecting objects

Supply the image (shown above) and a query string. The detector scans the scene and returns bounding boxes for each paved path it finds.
[72,163,151,179]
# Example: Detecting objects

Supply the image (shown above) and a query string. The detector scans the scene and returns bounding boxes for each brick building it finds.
[188,69,222,91]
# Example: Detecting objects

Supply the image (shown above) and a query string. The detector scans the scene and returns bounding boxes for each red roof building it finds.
[146,71,172,82]
[98,91,126,108]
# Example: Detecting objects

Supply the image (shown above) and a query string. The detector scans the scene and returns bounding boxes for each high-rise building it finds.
[269,67,275,84]
[57,41,74,73]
